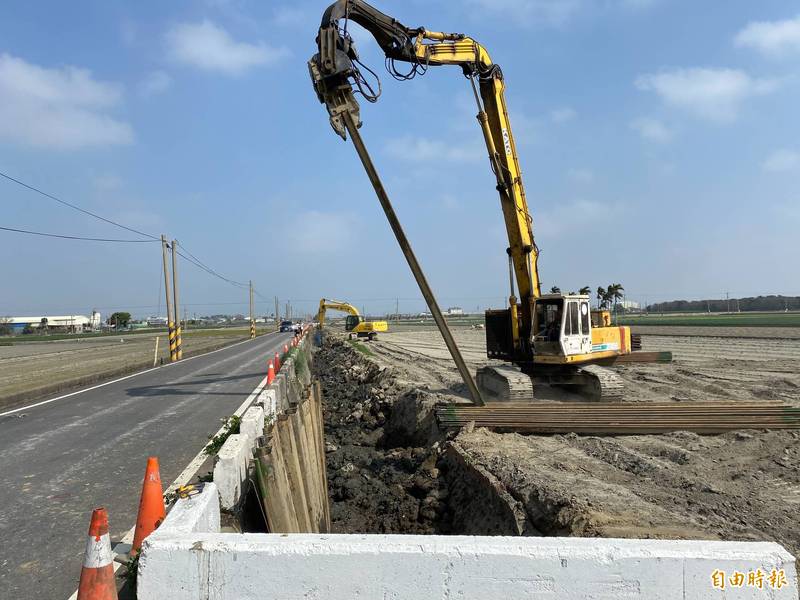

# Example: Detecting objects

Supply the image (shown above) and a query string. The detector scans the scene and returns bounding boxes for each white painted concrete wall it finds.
[212,433,249,510]
[139,528,797,600]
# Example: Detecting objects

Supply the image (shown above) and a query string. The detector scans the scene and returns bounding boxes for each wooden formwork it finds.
[254,381,331,533]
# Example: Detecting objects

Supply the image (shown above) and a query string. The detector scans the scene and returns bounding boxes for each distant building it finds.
[4,311,101,334]
[446,307,464,316]
[619,300,640,310]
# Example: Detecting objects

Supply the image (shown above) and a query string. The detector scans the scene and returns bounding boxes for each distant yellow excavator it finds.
[316,298,389,341]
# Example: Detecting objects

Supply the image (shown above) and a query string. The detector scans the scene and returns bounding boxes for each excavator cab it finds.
[532,295,592,358]
[344,315,363,332]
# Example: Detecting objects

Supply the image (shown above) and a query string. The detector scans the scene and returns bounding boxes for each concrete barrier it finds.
[240,405,265,445]
[139,504,797,600]
[211,337,312,510]
[212,433,249,510]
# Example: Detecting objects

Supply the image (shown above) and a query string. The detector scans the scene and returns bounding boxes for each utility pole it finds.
[395,298,399,321]
[161,235,176,362]
[249,280,255,339]
[726,291,730,314]
[274,296,279,330]
[171,239,183,360]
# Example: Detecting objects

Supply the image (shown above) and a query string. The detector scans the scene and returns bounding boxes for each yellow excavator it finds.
[309,1,652,400]
[317,298,388,341]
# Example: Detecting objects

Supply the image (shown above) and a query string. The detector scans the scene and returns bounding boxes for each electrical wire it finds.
[0,225,159,243]
[175,244,248,289]
[1,171,263,304]
[0,170,159,241]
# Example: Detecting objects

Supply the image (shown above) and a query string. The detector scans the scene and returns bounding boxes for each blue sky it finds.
[1,0,798,318]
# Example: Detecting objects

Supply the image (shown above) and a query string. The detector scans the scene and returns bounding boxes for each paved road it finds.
[0,331,293,600]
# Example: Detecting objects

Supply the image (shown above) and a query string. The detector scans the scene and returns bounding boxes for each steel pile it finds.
[435,401,800,435]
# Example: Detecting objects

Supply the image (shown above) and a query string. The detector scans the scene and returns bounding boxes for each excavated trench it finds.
[313,335,542,536]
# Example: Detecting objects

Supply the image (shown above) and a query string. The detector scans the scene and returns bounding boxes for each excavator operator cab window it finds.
[533,299,563,354]
[345,315,362,332]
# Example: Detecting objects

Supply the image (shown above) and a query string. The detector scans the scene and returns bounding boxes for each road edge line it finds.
[1,332,278,417]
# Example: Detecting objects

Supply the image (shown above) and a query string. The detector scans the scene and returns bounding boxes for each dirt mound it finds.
[313,336,451,534]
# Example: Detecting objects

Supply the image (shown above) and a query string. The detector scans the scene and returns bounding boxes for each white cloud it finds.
[139,70,172,97]
[0,53,133,149]
[635,67,779,122]
[567,168,594,183]
[735,15,800,57]
[630,117,673,143]
[550,106,576,123]
[763,149,800,172]
[293,210,358,254]
[166,20,290,75]
[466,0,582,27]
[385,135,483,163]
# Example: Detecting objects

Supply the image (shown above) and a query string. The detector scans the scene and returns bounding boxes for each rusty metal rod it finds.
[342,110,484,405]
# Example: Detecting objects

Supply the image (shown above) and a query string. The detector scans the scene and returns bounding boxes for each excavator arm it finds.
[310,0,540,359]
[317,298,361,327]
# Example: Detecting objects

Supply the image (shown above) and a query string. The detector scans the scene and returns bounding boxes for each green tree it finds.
[596,286,609,309]
[0,317,12,336]
[107,312,132,328]
[22,324,34,335]
[607,284,625,320]
[579,286,591,295]
[550,286,561,294]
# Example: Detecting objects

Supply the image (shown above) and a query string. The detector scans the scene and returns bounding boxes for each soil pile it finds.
[313,336,451,534]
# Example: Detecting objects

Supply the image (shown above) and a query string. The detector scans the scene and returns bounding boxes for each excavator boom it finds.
[310,0,540,359]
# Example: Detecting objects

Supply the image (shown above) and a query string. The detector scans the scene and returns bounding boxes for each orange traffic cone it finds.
[77,507,118,600]
[283,343,289,355]
[274,352,281,372]
[131,456,166,557]
[267,361,275,384]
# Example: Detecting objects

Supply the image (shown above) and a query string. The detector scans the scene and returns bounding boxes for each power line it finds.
[0,225,159,243]
[0,170,159,241]
[1,169,262,299]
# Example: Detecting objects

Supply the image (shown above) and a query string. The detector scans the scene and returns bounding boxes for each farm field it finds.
[0,327,270,410]
[617,311,800,327]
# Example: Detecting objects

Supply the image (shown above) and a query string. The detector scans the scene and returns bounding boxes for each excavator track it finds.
[476,365,535,401]
[574,364,625,401]
[477,363,625,402]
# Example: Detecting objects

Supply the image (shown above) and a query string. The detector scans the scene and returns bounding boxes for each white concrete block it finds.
[154,483,220,535]
[259,388,278,419]
[240,406,265,446]
[137,534,797,600]
[212,434,249,510]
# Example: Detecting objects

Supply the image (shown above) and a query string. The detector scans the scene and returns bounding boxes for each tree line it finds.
[646,295,800,313]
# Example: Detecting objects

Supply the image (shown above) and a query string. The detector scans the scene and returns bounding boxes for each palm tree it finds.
[550,286,561,294]
[596,286,608,309]
[579,286,591,295]
[607,283,625,321]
